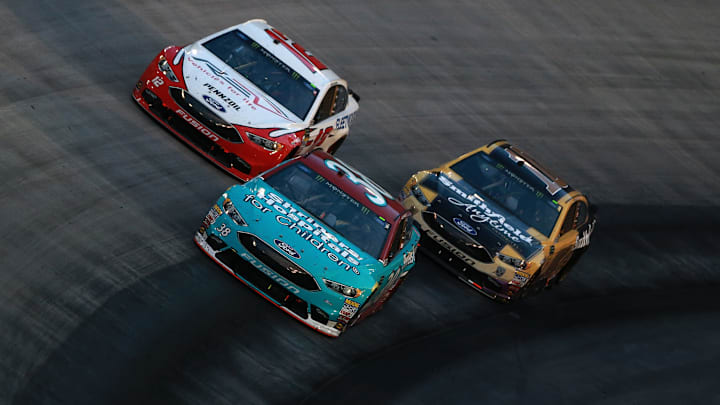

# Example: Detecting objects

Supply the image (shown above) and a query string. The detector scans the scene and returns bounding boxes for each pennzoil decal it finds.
[244,193,362,275]
[203,83,240,111]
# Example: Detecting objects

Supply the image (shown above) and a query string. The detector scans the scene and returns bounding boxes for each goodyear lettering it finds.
[245,193,362,275]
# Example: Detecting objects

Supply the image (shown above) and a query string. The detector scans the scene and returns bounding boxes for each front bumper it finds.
[195,230,343,337]
[418,232,514,302]
[132,52,292,181]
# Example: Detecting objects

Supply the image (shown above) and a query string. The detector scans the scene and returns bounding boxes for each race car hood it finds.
[180,44,305,133]
[228,179,382,291]
[423,173,543,259]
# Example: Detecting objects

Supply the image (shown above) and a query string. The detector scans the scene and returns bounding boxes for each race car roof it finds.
[229,19,341,89]
[266,150,407,225]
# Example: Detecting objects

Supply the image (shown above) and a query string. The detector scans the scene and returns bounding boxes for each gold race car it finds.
[400,140,596,302]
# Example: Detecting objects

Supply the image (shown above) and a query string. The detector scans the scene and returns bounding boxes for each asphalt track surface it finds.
[1,1,719,404]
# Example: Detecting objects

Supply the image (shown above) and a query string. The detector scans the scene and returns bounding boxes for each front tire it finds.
[327,136,346,155]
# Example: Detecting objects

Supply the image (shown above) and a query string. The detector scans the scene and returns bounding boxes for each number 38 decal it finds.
[215,223,232,237]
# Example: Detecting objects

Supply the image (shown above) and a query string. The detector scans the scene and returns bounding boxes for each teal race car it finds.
[195,149,419,337]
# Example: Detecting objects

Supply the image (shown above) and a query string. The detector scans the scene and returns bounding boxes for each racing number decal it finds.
[324,159,389,206]
[314,126,333,147]
[215,223,232,237]
[304,126,333,147]
[151,76,164,87]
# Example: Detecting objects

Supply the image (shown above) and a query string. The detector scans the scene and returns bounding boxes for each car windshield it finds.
[203,29,319,120]
[451,152,561,236]
[264,162,391,259]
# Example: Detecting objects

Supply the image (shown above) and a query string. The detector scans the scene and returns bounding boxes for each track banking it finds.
[244,192,363,275]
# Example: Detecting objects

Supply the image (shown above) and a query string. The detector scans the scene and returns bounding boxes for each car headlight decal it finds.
[411,184,430,206]
[246,132,282,151]
[158,56,179,82]
[323,279,362,298]
[223,198,248,226]
[496,253,526,269]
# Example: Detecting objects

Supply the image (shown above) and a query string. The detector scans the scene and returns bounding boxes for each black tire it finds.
[548,247,588,287]
[519,270,546,298]
[327,136,346,155]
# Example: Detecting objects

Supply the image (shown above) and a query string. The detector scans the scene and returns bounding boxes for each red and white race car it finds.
[133,19,359,181]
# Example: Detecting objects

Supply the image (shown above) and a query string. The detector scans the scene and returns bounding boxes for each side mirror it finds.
[589,204,599,218]
[349,88,360,102]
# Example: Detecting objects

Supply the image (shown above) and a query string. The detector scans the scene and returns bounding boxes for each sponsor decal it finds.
[335,112,356,130]
[338,298,360,323]
[189,56,290,120]
[175,109,220,141]
[495,267,506,277]
[203,83,240,111]
[274,239,301,259]
[439,175,534,246]
[304,126,332,148]
[244,193,363,275]
[201,205,222,230]
[574,220,595,250]
[202,95,227,112]
[239,252,301,294]
[324,159,389,207]
[512,271,529,286]
[425,228,476,267]
[315,174,360,208]
[453,217,477,236]
[403,249,415,267]
[196,232,213,252]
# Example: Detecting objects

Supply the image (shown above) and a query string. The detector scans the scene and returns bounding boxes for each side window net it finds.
[333,86,348,115]
[575,201,588,228]
[560,203,578,235]
[314,85,347,123]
